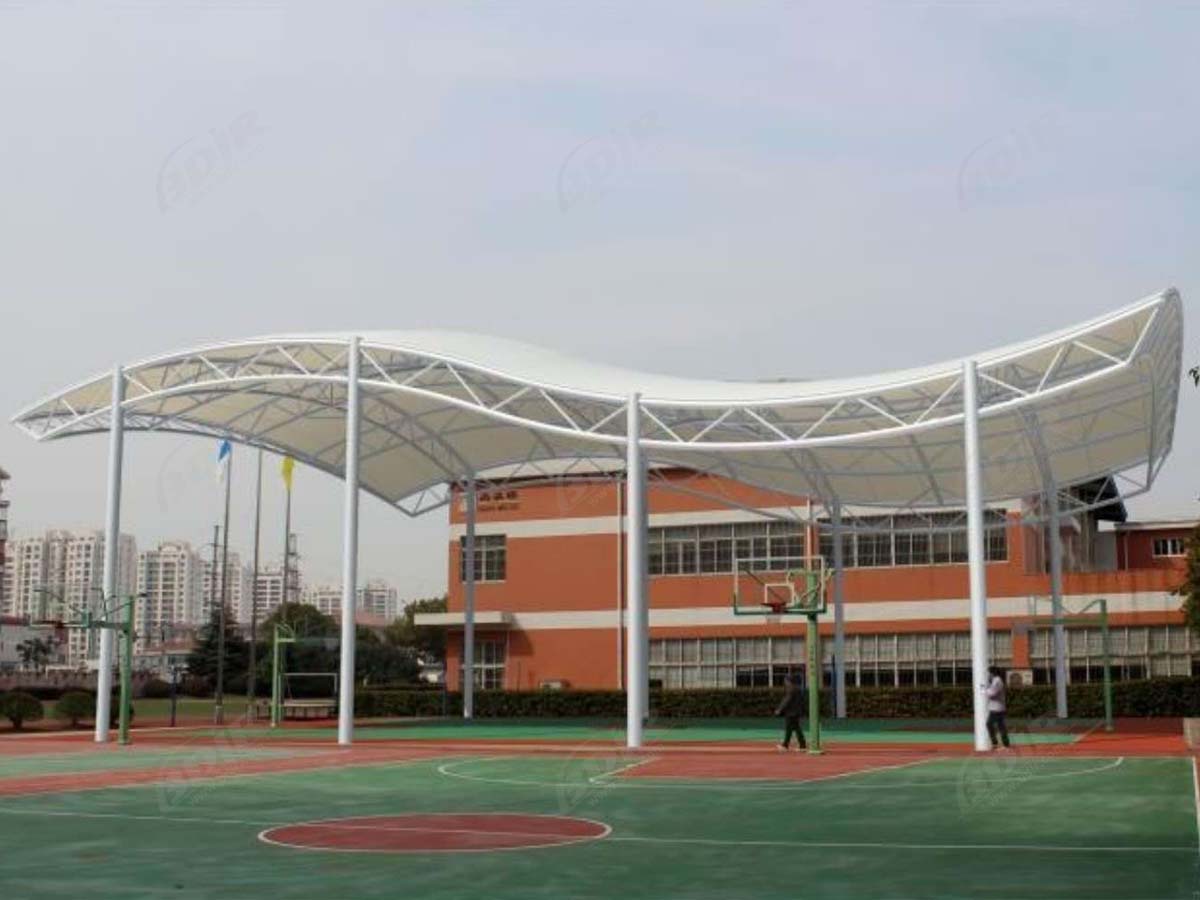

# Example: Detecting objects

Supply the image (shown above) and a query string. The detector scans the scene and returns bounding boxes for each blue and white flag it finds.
[216,439,232,486]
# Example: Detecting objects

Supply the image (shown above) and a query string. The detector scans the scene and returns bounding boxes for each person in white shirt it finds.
[984,666,1011,750]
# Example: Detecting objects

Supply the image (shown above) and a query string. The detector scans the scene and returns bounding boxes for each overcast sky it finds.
[1,2,1196,601]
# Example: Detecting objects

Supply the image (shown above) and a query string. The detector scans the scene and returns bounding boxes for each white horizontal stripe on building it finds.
[448,507,805,540]
[421,592,1178,632]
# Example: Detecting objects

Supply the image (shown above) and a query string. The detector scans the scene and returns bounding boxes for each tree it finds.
[16,637,53,673]
[185,605,249,685]
[260,602,336,639]
[1179,524,1200,637]
[0,691,44,730]
[384,595,448,661]
[54,691,94,728]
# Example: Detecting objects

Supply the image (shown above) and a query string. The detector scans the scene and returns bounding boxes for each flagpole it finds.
[247,448,263,719]
[215,444,232,726]
[282,467,293,607]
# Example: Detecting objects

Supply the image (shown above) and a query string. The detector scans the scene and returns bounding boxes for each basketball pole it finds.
[625,392,647,749]
[831,502,847,719]
[962,359,992,753]
[1045,481,1069,719]
[95,365,125,744]
[118,594,134,745]
[336,336,361,746]
[806,610,822,754]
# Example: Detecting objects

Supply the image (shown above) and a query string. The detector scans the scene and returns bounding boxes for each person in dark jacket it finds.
[775,671,807,751]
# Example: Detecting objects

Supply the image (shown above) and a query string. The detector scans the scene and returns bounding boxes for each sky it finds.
[0,2,1197,601]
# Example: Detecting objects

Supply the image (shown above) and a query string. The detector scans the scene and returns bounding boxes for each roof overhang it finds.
[11,289,1184,521]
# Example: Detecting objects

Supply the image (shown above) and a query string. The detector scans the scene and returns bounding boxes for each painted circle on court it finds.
[259,813,611,853]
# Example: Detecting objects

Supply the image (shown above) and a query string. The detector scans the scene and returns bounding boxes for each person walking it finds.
[775,671,807,751]
[984,665,1011,750]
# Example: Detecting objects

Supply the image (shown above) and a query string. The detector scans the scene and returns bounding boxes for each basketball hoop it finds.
[732,555,829,616]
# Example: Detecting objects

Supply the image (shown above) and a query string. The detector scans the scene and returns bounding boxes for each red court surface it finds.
[0,718,1191,800]
[619,751,943,781]
[259,813,611,852]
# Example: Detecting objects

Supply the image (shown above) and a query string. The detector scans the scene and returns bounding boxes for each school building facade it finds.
[431,470,1195,693]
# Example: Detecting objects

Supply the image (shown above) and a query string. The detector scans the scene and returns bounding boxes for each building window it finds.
[649,630,1012,690]
[462,638,506,690]
[1152,537,1185,557]
[1031,624,1192,682]
[818,510,1006,569]
[650,521,808,577]
[458,534,506,582]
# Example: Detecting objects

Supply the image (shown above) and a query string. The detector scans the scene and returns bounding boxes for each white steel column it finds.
[463,474,477,720]
[1045,483,1069,719]
[625,393,647,749]
[831,502,847,718]
[337,337,361,746]
[95,366,125,743]
[962,360,991,752]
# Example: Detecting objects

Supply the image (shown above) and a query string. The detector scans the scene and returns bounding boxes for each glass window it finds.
[698,525,733,573]
[1153,537,1185,557]
[458,534,506,582]
[857,529,892,567]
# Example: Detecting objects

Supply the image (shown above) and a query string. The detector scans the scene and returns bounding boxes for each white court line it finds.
[0,805,1190,855]
[588,757,658,783]
[436,755,1126,792]
[0,754,449,798]
[257,814,613,855]
[1192,757,1200,856]
[606,834,1193,854]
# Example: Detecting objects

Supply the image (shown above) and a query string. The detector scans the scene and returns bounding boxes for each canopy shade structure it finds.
[9,287,1185,752]
[11,289,1184,516]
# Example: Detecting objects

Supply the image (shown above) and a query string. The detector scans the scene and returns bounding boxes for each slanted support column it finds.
[95,366,125,743]
[337,337,361,746]
[625,393,648,749]
[831,502,847,718]
[962,360,992,753]
[1045,482,1069,719]
[463,474,477,720]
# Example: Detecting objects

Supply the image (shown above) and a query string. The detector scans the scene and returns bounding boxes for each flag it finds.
[281,455,295,492]
[216,439,232,485]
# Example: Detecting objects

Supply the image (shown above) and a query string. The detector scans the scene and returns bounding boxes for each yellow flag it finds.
[281,456,295,491]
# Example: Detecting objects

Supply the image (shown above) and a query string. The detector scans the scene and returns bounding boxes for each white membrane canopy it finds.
[11,290,1184,515]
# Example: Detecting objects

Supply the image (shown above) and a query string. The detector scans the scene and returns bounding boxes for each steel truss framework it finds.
[10,289,1185,753]
[12,290,1183,519]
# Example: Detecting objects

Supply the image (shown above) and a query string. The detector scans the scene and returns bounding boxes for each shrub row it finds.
[356,677,1200,720]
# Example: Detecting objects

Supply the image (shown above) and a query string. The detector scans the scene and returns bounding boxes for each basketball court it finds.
[0,717,1195,899]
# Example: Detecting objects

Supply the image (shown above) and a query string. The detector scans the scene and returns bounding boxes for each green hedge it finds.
[355,676,1200,720]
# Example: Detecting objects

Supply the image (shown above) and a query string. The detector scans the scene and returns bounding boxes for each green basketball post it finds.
[806,612,822,755]
[271,624,296,728]
[1027,595,1114,734]
[271,627,282,728]
[117,594,134,745]
[1099,598,1113,733]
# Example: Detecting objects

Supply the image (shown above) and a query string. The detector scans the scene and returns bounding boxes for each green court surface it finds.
[196,717,1084,745]
[0,752,1194,899]
[0,746,306,779]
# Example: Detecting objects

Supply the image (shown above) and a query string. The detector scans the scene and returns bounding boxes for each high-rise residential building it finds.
[302,579,400,621]
[253,560,298,623]
[201,549,251,623]
[3,529,137,666]
[0,466,10,615]
[360,579,400,620]
[301,582,341,618]
[137,541,204,645]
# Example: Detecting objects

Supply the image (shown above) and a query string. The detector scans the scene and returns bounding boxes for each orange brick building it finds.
[440,471,1195,693]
